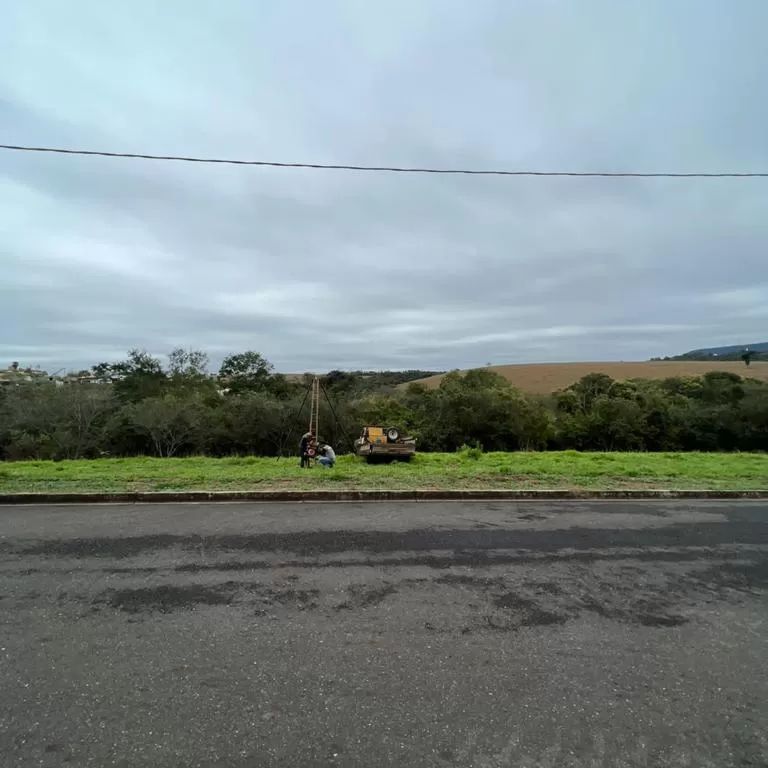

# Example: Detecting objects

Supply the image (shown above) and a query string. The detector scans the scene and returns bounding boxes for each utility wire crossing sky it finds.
[1,143,767,178]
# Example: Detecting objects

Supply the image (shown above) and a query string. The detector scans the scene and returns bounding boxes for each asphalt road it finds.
[1,500,767,768]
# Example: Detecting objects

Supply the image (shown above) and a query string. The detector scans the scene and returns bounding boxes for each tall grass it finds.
[1,452,767,493]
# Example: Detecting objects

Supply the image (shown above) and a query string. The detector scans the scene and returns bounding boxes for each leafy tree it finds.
[322,370,360,398]
[588,396,648,451]
[420,369,544,451]
[730,384,768,450]
[94,349,166,403]
[266,373,298,400]
[51,385,116,459]
[512,397,556,450]
[699,371,745,406]
[564,373,616,412]
[166,348,217,399]
[168,348,209,378]
[351,395,418,435]
[658,376,704,402]
[0,382,115,459]
[219,351,273,394]
[127,394,205,457]
[204,392,285,456]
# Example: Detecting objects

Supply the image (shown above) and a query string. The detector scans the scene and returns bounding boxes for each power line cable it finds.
[1,143,766,178]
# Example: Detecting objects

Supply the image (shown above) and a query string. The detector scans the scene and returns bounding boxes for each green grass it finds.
[1,452,767,493]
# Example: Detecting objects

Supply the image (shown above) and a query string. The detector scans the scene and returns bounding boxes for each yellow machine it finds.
[354,426,416,462]
[365,427,387,445]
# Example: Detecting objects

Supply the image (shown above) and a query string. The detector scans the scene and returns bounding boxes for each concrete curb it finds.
[1,489,768,504]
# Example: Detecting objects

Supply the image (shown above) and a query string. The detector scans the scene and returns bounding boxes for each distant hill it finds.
[402,361,768,395]
[655,341,768,363]
[684,341,768,356]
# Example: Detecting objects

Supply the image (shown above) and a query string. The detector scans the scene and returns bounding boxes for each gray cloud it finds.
[2,0,768,373]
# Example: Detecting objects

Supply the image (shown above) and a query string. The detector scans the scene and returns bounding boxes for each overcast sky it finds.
[2,1,768,373]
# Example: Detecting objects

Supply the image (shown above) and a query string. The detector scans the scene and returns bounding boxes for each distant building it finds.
[61,371,104,385]
[0,363,51,386]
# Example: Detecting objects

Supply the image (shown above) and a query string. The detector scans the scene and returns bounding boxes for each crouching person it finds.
[318,442,336,468]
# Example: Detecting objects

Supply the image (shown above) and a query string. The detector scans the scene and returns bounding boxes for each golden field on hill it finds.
[406,361,768,394]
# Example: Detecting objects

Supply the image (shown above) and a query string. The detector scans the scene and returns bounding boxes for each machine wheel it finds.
[386,427,400,442]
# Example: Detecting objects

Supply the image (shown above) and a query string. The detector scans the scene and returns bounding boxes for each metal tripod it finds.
[276,375,352,461]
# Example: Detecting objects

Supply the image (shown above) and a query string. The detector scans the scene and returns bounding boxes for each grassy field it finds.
[406,361,768,394]
[1,452,767,494]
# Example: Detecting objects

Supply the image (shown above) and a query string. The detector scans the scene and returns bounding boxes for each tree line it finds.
[1,348,767,460]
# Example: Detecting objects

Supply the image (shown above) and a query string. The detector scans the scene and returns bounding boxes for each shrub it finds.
[458,442,484,461]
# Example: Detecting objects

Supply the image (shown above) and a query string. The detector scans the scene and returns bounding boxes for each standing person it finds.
[299,431,314,468]
[318,442,336,469]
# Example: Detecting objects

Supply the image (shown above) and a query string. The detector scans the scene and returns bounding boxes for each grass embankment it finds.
[1,452,767,494]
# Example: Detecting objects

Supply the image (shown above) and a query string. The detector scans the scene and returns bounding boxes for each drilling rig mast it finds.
[307,376,321,438]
